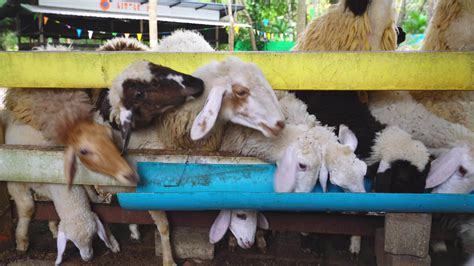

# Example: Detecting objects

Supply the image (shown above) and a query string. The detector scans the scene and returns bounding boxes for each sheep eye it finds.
[79,149,89,156]
[458,166,468,177]
[236,213,247,220]
[135,90,145,99]
[235,90,248,98]
[298,163,307,171]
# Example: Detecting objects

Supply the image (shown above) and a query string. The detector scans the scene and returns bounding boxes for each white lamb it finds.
[2,111,120,265]
[428,150,474,266]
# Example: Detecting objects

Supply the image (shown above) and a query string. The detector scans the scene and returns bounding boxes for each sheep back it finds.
[294,3,371,51]
[4,89,93,144]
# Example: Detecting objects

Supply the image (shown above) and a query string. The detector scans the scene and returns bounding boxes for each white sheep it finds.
[94,32,285,266]
[154,30,214,52]
[209,210,269,251]
[428,150,474,266]
[7,182,119,265]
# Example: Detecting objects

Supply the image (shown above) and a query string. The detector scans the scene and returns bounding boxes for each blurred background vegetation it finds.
[0,0,434,51]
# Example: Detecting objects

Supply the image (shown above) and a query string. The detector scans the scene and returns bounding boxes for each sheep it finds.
[212,92,366,253]
[405,0,474,133]
[153,29,215,52]
[427,150,474,266]
[209,210,269,252]
[292,0,431,257]
[3,45,137,186]
[422,0,474,51]
[406,0,474,133]
[2,109,120,263]
[368,90,474,187]
[93,32,285,266]
[7,182,119,265]
[294,0,397,51]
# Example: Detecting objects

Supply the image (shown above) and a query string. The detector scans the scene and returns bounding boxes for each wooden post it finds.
[227,0,234,51]
[296,0,307,38]
[0,116,13,251]
[38,14,44,45]
[148,0,158,50]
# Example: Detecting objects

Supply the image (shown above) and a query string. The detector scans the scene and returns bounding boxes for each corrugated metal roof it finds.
[21,3,249,27]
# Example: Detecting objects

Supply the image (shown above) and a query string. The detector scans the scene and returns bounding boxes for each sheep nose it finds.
[275,120,285,130]
[124,173,139,184]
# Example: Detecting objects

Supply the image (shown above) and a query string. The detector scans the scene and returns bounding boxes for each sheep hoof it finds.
[110,237,121,253]
[16,240,29,252]
[350,252,359,261]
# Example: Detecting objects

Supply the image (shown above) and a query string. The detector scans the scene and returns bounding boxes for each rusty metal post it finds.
[0,117,13,251]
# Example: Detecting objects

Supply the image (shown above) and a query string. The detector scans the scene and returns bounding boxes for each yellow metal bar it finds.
[0,52,472,90]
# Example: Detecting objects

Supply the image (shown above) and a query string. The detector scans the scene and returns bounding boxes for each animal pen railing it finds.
[0,52,473,264]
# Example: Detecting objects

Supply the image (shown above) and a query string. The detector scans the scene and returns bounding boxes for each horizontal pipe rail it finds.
[0,52,472,90]
[0,145,265,186]
[19,201,454,239]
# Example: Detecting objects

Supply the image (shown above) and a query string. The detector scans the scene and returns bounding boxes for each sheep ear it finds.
[55,231,68,265]
[209,210,231,244]
[319,159,329,192]
[119,108,134,155]
[377,160,391,173]
[338,124,358,152]
[426,147,464,189]
[274,144,298,193]
[94,214,112,249]
[257,212,269,230]
[191,85,227,140]
[64,146,77,190]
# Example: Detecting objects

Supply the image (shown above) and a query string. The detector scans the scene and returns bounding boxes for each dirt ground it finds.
[0,220,463,266]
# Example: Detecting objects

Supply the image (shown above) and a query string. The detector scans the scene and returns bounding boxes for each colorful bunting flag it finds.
[124,33,130,38]
[234,26,240,34]
[263,19,269,26]
[66,24,71,29]
[112,32,118,37]
[88,30,94,39]
[43,16,49,25]
[137,33,143,41]
[76,28,82,38]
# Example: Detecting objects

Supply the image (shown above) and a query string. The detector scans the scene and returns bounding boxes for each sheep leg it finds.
[104,224,121,253]
[349,235,361,260]
[48,220,59,239]
[256,230,267,254]
[148,210,176,266]
[7,182,34,251]
[228,234,237,252]
[129,224,141,241]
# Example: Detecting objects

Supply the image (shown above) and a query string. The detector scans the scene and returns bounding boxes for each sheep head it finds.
[426,146,474,194]
[321,125,367,193]
[64,121,138,187]
[274,125,323,193]
[109,60,205,153]
[55,213,115,265]
[191,57,285,140]
[209,210,269,249]
[368,126,431,193]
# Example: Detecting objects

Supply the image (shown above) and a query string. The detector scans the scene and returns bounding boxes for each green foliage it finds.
[402,10,427,34]
[235,0,297,50]
[0,18,17,51]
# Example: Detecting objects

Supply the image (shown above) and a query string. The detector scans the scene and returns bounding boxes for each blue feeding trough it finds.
[117,162,474,213]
